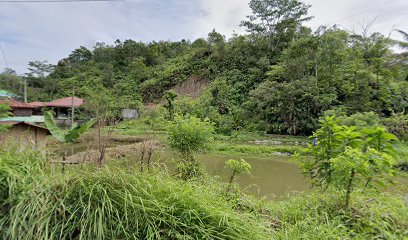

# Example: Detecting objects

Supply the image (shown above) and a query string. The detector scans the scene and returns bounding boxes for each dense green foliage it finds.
[1,0,407,135]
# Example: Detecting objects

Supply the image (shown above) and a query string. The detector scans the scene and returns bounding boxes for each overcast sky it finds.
[0,0,407,73]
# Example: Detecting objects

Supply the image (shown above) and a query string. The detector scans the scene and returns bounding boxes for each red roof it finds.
[0,98,37,109]
[47,97,83,107]
[29,97,84,108]
[30,101,46,107]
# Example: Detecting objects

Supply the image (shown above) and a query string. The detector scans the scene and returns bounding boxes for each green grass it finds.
[114,118,166,137]
[213,142,303,156]
[214,130,309,144]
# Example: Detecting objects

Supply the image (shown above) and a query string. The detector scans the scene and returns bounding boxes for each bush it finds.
[167,115,214,157]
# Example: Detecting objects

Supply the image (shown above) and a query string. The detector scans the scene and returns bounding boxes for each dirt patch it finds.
[65,140,162,164]
[173,76,209,98]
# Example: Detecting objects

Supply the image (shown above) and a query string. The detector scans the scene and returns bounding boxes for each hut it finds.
[0,122,50,147]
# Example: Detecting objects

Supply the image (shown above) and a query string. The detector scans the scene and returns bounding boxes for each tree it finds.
[166,115,214,179]
[27,60,54,78]
[45,111,96,172]
[83,89,118,166]
[241,0,312,52]
[331,147,394,208]
[395,29,408,58]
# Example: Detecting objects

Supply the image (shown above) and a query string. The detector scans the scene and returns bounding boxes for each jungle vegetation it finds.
[0,0,407,137]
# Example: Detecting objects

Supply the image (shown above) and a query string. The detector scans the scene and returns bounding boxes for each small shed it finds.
[122,109,139,120]
[0,122,50,147]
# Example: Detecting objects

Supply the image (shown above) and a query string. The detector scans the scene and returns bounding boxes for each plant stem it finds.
[345,168,355,208]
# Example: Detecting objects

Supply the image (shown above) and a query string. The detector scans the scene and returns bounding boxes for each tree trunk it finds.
[226,171,237,194]
[345,168,355,208]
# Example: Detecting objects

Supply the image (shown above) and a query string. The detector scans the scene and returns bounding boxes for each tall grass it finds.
[0,147,270,239]
[0,145,46,223]
[1,147,407,239]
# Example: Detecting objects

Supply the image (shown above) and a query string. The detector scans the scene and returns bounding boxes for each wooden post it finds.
[71,85,75,127]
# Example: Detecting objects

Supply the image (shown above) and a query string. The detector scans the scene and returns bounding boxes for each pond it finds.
[51,142,310,197]
[153,150,309,197]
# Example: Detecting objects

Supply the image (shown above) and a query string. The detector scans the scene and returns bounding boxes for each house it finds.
[0,98,36,116]
[0,121,50,147]
[30,97,84,119]
[0,98,45,123]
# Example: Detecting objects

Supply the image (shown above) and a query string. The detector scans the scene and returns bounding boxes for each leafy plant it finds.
[331,147,395,207]
[297,115,399,207]
[45,111,96,172]
[225,159,251,193]
[163,91,178,121]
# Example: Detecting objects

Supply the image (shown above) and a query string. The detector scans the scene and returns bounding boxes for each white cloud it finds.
[194,0,250,38]
[0,0,406,74]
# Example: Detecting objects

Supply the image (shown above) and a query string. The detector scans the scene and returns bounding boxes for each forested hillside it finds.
[1,0,407,135]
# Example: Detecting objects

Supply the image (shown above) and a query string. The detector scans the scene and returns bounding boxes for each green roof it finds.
[0,115,45,123]
[0,90,18,98]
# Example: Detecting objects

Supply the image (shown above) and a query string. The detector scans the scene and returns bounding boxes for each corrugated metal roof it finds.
[0,90,17,98]
[0,115,45,123]
[47,97,83,108]
[30,101,46,107]
[29,97,84,108]
[0,121,49,132]
[0,98,37,109]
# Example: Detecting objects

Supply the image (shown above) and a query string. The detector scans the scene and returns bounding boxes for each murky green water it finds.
[52,143,310,197]
[154,150,309,197]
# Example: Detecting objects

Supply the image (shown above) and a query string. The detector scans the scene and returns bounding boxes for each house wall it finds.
[0,125,48,148]
[13,108,33,117]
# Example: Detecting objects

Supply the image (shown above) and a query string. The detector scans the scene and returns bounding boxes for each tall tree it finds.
[241,0,312,53]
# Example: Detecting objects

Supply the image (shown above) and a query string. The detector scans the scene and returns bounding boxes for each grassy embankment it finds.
[0,146,407,239]
[114,118,308,157]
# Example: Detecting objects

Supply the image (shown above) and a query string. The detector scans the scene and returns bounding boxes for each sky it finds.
[0,0,407,73]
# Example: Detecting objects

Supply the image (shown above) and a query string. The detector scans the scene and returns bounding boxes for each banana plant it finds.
[45,111,96,172]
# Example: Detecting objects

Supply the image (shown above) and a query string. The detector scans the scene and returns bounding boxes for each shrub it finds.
[167,115,214,179]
